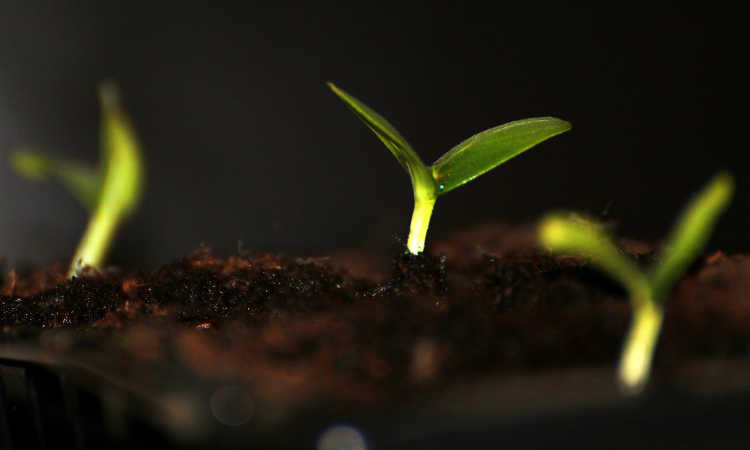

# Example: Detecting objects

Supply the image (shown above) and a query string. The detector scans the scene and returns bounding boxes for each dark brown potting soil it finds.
[2,223,749,412]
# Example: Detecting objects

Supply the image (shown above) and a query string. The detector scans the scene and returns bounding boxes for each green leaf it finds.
[539,212,651,304]
[97,81,144,217]
[431,117,571,194]
[649,172,734,300]
[327,82,427,178]
[9,150,101,211]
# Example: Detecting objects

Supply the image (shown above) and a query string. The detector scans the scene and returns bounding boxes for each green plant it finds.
[538,172,734,393]
[328,82,571,255]
[10,82,144,278]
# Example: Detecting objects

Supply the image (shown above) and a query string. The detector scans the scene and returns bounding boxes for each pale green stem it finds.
[617,296,664,394]
[407,197,437,254]
[68,201,120,277]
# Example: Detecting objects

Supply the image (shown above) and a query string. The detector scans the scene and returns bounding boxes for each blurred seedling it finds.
[10,82,144,278]
[328,82,570,255]
[538,172,734,394]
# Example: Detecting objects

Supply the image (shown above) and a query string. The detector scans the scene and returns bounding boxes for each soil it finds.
[2,222,750,437]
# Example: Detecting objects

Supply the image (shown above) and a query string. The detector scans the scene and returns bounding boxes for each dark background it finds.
[0,4,736,269]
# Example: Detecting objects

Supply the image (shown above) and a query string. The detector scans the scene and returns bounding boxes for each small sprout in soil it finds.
[328,82,571,255]
[10,82,144,278]
[538,172,734,394]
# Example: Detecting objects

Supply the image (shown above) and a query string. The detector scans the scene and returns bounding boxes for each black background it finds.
[0,4,736,268]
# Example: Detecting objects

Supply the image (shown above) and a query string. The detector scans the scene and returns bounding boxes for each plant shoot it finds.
[10,82,144,278]
[538,172,734,394]
[328,82,570,254]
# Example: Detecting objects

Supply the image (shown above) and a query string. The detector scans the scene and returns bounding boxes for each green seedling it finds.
[538,172,734,393]
[10,82,144,278]
[328,82,571,255]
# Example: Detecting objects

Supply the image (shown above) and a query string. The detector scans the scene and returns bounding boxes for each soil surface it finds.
[2,222,750,414]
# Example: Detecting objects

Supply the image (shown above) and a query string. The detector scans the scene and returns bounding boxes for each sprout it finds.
[538,172,734,394]
[328,82,571,255]
[10,82,144,278]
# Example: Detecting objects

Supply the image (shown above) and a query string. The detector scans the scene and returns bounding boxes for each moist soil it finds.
[2,222,750,433]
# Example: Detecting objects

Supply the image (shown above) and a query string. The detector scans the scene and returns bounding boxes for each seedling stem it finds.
[408,197,437,254]
[619,298,662,390]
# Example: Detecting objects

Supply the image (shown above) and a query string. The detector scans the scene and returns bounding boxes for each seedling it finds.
[328,83,571,255]
[10,82,144,278]
[538,172,734,393]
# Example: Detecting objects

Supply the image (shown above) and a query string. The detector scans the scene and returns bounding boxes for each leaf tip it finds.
[693,171,735,219]
[9,150,48,180]
[545,117,572,133]
[538,214,569,249]
[713,170,735,196]
[326,81,341,95]
[98,80,121,110]
[706,170,735,217]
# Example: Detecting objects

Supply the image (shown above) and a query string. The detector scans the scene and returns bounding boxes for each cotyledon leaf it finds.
[10,150,101,211]
[327,82,427,176]
[648,171,734,300]
[431,117,571,194]
[539,212,651,304]
[97,81,143,217]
